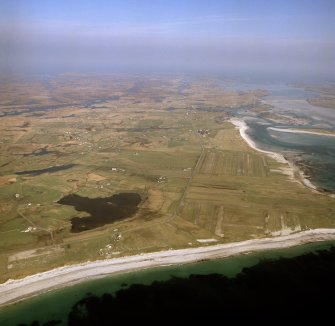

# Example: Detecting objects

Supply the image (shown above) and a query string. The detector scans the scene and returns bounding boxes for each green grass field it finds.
[0,104,334,282]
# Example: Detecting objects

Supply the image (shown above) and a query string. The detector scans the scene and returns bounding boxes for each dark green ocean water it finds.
[1,240,334,325]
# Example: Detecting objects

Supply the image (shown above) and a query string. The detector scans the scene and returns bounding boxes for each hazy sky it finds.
[1,0,334,78]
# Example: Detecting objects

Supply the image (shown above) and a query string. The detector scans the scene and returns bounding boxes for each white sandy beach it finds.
[268,127,335,137]
[230,119,319,191]
[1,228,335,308]
[230,119,288,164]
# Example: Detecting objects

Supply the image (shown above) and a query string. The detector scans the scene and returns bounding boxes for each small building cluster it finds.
[197,129,210,137]
[21,226,37,233]
[157,176,167,183]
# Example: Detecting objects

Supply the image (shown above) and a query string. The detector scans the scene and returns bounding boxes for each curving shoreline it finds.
[230,119,288,164]
[1,229,335,308]
[230,119,319,191]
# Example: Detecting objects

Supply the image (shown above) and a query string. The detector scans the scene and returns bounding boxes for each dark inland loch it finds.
[15,164,76,176]
[57,192,142,232]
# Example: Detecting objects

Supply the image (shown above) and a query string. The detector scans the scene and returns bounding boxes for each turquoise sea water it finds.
[246,121,335,190]
[0,240,334,325]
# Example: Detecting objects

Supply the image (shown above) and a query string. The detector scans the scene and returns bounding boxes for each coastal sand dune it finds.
[1,229,335,307]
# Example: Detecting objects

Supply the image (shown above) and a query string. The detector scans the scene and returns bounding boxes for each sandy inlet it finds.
[230,119,319,191]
